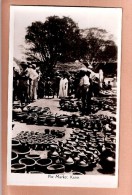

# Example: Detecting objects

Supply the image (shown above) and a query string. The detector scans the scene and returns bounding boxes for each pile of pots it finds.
[91,97,117,114]
[100,89,116,97]
[13,105,70,127]
[12,112,116,174]
[59,98,80,112]
[13,129,65,151]
[13,106,51,124]
[59,97,117,114]
[11,145,51,174]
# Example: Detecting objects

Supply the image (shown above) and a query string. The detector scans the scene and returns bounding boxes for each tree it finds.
[25,16,86,74]
[81,28,117,68]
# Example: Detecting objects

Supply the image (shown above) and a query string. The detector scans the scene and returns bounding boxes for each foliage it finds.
[81,28,117,67]
[25,16,86,74]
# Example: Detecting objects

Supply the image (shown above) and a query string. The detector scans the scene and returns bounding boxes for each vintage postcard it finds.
[7,6,122,187]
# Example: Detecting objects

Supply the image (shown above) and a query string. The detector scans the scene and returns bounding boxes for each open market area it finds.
[9,6,120,179]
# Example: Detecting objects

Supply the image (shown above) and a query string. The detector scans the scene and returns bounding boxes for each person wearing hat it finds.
[79,70,91,115]
[18,62,30,104]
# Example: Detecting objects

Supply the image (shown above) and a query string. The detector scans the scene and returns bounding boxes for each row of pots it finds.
[59,97,116,114]
[13,129,65,151]
[13,103,117,132]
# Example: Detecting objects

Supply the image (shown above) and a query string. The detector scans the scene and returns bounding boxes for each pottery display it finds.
[12,99,116,175]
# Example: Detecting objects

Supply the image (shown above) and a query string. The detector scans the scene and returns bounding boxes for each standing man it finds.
[79,70,91,115]
[18,62,30,105]
[28,64,39,101]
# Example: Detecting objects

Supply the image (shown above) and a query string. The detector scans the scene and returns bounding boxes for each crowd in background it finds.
[13,61,116,113]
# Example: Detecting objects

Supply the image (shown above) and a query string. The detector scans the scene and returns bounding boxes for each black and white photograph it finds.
[7,6,122,187]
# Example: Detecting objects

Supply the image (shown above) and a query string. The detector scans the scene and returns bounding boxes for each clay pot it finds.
[35,140,44,151]
[20,139,28,148]
[11,151,18,164]
[55,115,68,126]
[27,139,35,150]
[45,128,50,134]
[47,164,65,174]
[51,129,56,135]
[76,160,88,174]
[26,113,38,124]
[12,139,21,151]
[46,116,56,126]
[19,158,36,173]
[48,145,59,163]
[13,145,30,159]
[56,131,65,138]
[99,156,115,174]
[11,163,26,173]
[63,151,74,172]
[37,115,47,125]
[72,171,84,175]
[36,158,52,173]
[16,112,27,122]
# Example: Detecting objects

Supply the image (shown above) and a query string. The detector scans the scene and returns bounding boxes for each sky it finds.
[10,6,122,60]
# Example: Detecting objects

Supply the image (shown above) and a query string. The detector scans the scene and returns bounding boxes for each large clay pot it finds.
[13,145,30,159]
[47,164,65,174]
[99,156,115,174]
[48,145,59,163]
[11,163,26,173]
[36,158,52,173]
[19,158,36,173]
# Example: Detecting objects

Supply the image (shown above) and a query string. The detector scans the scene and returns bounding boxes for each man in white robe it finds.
[99,69,104,88]
[59,73,68,98]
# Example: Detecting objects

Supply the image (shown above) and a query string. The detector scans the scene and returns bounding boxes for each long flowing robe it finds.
[99,69,104,88]
[28,68,38,100]
[59,78,68,98]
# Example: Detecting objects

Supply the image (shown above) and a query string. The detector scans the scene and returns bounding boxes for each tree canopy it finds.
[25,18,117,75]
[81,28,117,67]
[25,16,86,73]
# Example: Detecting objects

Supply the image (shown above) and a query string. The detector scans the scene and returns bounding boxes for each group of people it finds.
[13,61,114,115]
[13,62,41,104]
